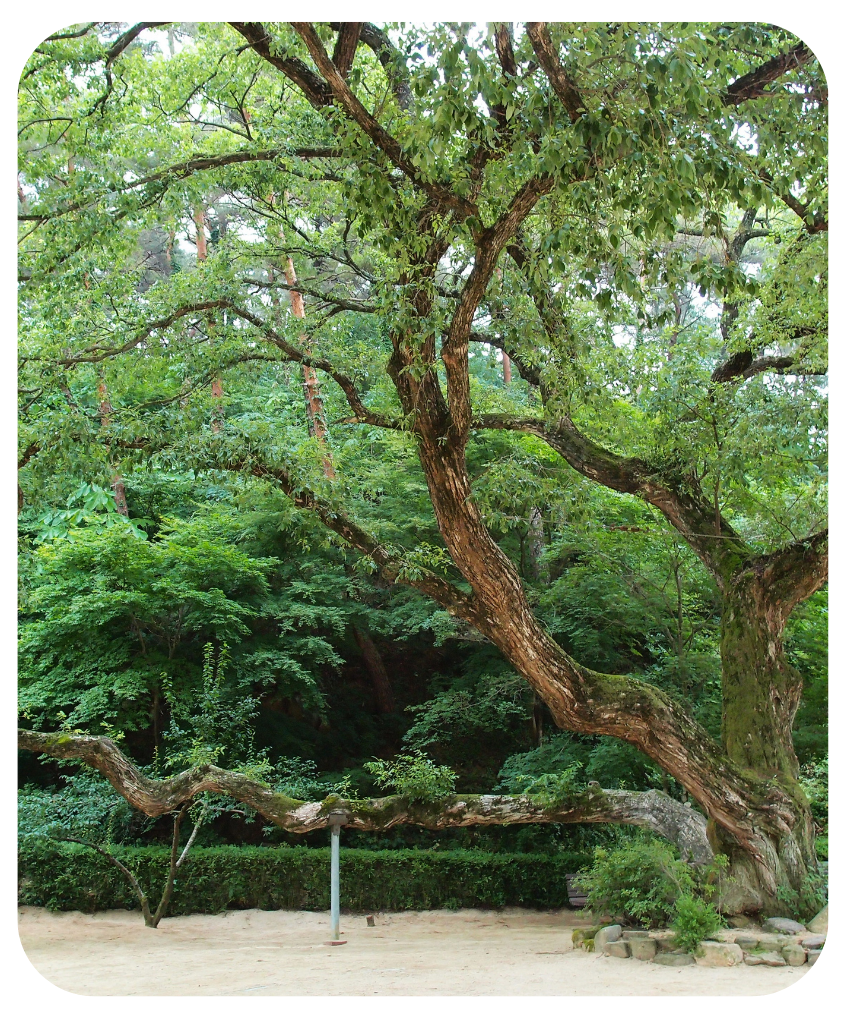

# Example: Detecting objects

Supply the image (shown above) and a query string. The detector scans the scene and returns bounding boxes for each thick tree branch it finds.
[757,170,827,234]
[223,303,395,428]
[711,351,811,383]
[326,22,414,110]
[219,455,479,621]
[472,413,748,589]
[469,331,541,387]
[229,23,334,109]
[525,23,586,123]
[19,149,341,224]
[53,301,233,366]
[18,730,712,862]
[443,175,554,439]
[723,43,814,105]
[290,22,478,220]
[331,23,363,79]
[751,529,828,626]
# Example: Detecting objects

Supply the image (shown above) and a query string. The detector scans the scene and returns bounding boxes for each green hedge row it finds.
[18,842,591,915]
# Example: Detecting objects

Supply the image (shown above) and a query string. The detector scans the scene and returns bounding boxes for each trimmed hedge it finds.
[18,842,591,915]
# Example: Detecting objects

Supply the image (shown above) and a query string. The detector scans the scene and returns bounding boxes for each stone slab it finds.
[594,925,623,953]
[801,934,825,949]
[744,951,787,967]
[762,917,806,935]
[735,936,759,951]
[781,944,806,966]
[807,949,821,966]
[604,941,630,959]
[654,953,694,966]
[807,906,828,935]
[695,941,743,967]
[629,938,658,961]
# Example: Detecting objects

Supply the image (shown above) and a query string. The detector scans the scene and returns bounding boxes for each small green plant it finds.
[364,751,457,803]
[670,893,724,953]
[580,838,699,927]
[507,765,583,806]
[775,870,827,924]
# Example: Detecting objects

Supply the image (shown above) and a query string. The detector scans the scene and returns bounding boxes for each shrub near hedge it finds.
[19,842,591,915]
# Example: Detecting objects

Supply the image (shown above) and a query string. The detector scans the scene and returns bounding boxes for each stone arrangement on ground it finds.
[575,906,827,969]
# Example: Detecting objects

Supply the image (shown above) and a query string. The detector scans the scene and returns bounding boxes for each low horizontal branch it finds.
[18,729,712,863]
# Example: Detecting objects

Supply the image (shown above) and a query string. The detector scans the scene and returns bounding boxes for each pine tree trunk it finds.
[97,377,129,516]
[195,205,224,431]
[284,256,336,480]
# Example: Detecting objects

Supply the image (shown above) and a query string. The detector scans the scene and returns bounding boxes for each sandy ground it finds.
[18,906,812,997]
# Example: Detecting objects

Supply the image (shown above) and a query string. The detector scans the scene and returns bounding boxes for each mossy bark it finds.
[712,566,819,914]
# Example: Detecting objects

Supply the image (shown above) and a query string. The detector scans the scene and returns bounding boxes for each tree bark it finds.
[352,627,396,713]
[284,256,336,480]
[97,377,129,515]
[194,206,224,432]
[18,729,713,864]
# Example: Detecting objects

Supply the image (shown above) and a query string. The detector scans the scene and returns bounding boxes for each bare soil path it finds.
[19,906,811,996]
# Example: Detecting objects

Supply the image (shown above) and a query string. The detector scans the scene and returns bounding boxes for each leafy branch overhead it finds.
[18,21,826,915]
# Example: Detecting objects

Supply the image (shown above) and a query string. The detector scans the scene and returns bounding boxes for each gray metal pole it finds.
[330,821,341,942]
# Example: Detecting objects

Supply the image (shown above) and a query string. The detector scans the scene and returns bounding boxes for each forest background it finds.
[16,21,830,916]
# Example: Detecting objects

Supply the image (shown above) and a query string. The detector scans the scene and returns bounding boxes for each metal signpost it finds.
[325,811,348,945]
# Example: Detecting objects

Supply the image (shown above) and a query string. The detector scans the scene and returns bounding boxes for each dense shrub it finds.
[579,839,699,927]
[18,842,591,915]
[671,894,724,952]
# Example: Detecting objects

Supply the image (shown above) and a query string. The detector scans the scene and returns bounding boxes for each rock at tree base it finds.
[604,941,630,958]
[572,927,602,950]
[695,941,743,967]
[629,938,658,961]
[807,949,822,966]
[735,936,759,951]
[807,906,828,935]
[801,934,825,949]
[744,951,787,966]
[763,917,807,935]
[726,916,754,929]
[781,944,806,966]
[594,925,623,953]
[654,953,694,966]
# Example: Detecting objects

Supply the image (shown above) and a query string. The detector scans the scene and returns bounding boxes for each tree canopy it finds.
[18,21,827,914]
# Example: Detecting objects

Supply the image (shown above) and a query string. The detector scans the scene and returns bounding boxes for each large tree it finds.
[19,22,827,912]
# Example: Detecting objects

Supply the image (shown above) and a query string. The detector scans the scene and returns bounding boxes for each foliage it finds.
[365,752,457,803]
[18,769,139,845]
[18,842,592,914]
[579,838,724,928]
[16,21,828,885]
[799,756,828,835]
[671,894,724,952]
[775,870,828,924]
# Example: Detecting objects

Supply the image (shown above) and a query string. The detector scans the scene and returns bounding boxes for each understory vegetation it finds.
[18,20,827,926]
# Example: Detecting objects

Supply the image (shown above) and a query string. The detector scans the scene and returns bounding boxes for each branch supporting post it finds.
[327,811,347,945]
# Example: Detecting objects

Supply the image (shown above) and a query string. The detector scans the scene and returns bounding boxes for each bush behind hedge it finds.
[18,842,591,915]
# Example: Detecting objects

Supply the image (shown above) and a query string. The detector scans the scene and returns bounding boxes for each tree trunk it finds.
[195,206,224,432]
[711,561,819,913]
[352,627,396,713]
[97,377,129,515]
[284,256,336,480]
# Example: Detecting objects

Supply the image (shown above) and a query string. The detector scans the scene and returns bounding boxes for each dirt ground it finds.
[19,906,813,996]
